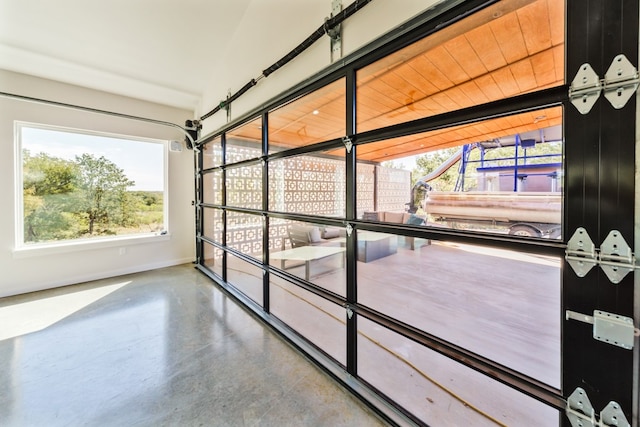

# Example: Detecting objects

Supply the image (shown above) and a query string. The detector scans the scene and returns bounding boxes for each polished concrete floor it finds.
[0,264,387,427]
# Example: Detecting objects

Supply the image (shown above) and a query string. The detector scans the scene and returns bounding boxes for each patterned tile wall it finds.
[204,146,411,252]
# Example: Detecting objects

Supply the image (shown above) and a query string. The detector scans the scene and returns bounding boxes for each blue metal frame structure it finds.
[452,137,563,192]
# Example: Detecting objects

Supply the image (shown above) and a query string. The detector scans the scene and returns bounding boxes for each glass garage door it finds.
[196,1,639,425]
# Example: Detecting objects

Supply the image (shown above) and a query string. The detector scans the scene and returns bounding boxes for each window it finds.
[268,77,346,153]
[357,108,564,239]
[16,122,167,248]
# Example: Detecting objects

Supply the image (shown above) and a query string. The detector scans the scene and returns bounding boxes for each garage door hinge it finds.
[569,63,601,114]
[345,304,354,319]
[566,387,629,427]
[569,54,639,114]
[342,136,353,153]
[565,228,637,284]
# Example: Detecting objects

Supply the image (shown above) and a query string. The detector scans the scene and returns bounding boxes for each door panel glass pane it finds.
[269,219,346,295]
[357,0,565,131]
[357,231,561,387]
[268,149,346,216]
[226,117,262,163]
[358,317,560,426]
[226,212,263,261]
[270,275,346,365]
[203,241,223,278]
[357,108,563,239]
[356,163,412,219]
[202,207,223,243]
[226,164,262,210]
[202,137,222,170]
[227,252,263,306]
[268,78,346,153]
[202,170,222,205]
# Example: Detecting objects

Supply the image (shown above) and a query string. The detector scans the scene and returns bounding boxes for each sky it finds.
[21,126,165,191]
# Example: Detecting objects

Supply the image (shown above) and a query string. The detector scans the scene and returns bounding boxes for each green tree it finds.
[23,150,76,195]
[23,150,77,242]
[22,150,145,242]
[141,192,159,206]
[73,154,135,235]
[412,147,461,191]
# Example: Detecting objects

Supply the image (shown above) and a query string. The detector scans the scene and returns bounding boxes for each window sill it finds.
[12,233,171,259]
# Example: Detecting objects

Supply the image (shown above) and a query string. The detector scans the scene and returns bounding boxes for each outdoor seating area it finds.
[276,226,399,273]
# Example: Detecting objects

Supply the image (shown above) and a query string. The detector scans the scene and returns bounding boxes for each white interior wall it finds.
[0,70,196,297]
[199,0,441,133]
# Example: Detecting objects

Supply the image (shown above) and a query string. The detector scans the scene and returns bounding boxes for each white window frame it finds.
[13,121,170,257]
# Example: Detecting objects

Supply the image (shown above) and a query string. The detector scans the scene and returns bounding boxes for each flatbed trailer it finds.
[423,191,562,238]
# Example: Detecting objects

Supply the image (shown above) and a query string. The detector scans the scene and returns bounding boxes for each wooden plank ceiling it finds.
[229,0,564,164]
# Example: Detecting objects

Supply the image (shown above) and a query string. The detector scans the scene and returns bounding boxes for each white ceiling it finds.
[0,0,255,111]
